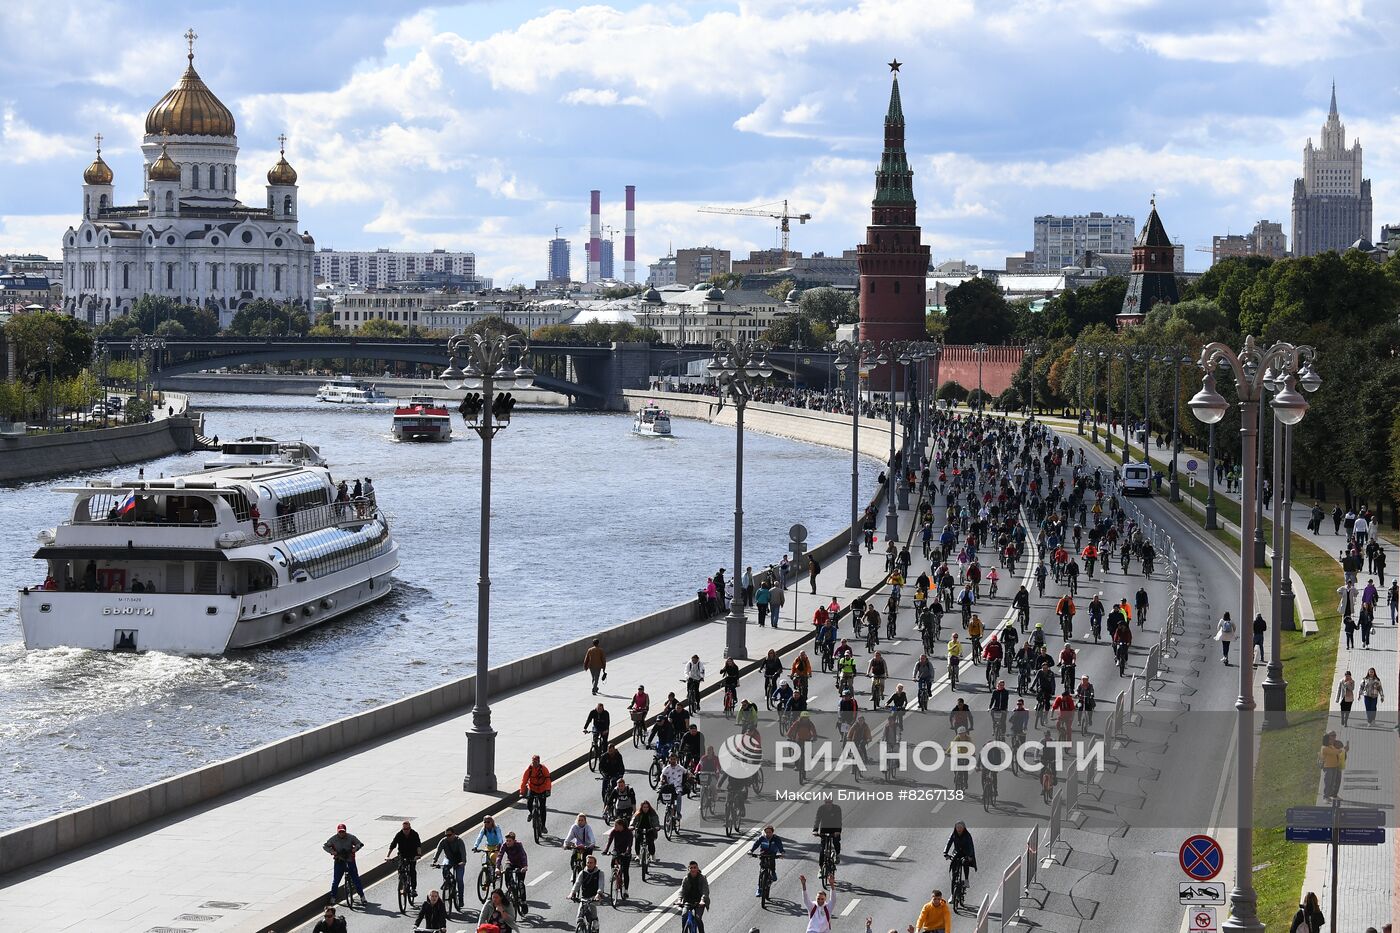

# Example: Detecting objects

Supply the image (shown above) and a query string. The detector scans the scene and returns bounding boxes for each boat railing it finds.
[262,494,381,542]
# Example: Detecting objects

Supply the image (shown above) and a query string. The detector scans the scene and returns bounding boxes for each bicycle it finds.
[753,851,779,908]
[870,674,886,708]
[573,893,602,932]
[917,678,932,712]
[764,671,779,708]
[946,854,969,910]
[586,729,607,772]
[819,640,835,673]
[722,683,737,719]
[886,612,897,640]
[608,852,631,905]
[630,706,649,748]
[685,677,701,711]
[723,786,745,837]
[984,657,1001,690]
[474,847,496,903]
[680,900,705,933]
[395,855,416,913]
[661,789,682,841]
[948,656,960,689]
[865,625,878,653]
[981,767,999,811]
[636,830,655,881]
[816,832,840,885]
[697,771,718,819]
[505,866,530,917]
[434,860,464,913]
[334,860,365,911]
[1116,641,1130,677]
[1010,731,1026,776]
[526,791,548,843]
[568,844,593,884]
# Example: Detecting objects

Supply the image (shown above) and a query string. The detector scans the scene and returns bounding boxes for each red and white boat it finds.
[391,396,453,442]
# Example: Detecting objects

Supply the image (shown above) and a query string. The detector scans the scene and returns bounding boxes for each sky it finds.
[1,0,1397,284]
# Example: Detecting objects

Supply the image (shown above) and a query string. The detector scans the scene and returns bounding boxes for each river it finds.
[0,394,879,831]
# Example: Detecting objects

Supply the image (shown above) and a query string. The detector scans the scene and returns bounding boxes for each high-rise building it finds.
[673,247,730,285]
[598,238,615,280]
[547,236,570,282]
[1292,84,1372,257]
[647,254,677,287]
[1211,220,1287,265]
[314,248,476,289]
[1032,213,1136,271]
[857,62,930,388]
[1118,200,1179,328]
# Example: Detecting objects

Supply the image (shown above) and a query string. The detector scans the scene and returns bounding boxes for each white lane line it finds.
[931,801,946,814]
[528,869,553,886]
[890,845,907,861]
[841,896,862,917]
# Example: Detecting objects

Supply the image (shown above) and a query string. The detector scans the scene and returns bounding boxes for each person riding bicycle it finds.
[813,799,843,859]
[1057,643,1077,687]
[845,713,872,764]
[719,656,740,700]
[836,652,858,693]
[413,890,447,933]
[684,654,706,704]
[837,689,860,739]
[570,852,605,923]
[628,685,650,725]
[913,654,935,701]
[583,702,611,747]
[772,677,796,711]
[659,754,689,818]
[692,745,721,797]
[1088,593,1105,641]
[982,633,1003,671]
[323,823,367,908]
[1055,593,1076,638]
[1135,586,1150,623]
[1029,621,1046,649]
[519,755,552,833]
[564,813,598,870]
[914,890,953,933]
[749,824,786,892]
[866,651,888,691]
[944,821,978,886]
[967,613,985,661]
[946,633,963,685]
[761,650,784,691]
[1075,675,1096,722]
[610,778,637,824]
[791,651,814,693]
[647,713,678,760]
[631,800,660,860]
[736,697,759,732]
[1009,699,1030,748]
[598,745,626,806]
[312,907,348,933]
[678,723,705,768]
[988,679,1010,735]
[479,887,517,932]
[499,831,528,891]
[833,637,854,659]
[948,698,975,735]
[385,819,422,899]
[602,818,635,899]
[889,683,909,714]
[432,826,468,900]
[1050,688,1076,740]
[679,861,711,933]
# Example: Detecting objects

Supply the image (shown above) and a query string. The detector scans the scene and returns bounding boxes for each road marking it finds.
[890,845,907,861]
[931,801,946,814]
[528,869,552,886]
[841,896,862,917]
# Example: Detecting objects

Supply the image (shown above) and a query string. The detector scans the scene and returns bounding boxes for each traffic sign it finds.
[1186,459,1198,472]
[1340,827,1386,846]
[1179,835,1224,881]
[1179,882,1225,905]
[1286,826,1332,843]
[1190,907,1218,931]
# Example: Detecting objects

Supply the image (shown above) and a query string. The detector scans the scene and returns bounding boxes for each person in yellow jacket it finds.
[911,889,954,932]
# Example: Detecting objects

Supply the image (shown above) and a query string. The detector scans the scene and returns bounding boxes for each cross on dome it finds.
[185,27,198,62]
[278,133,288,155]
[93,132,103,154]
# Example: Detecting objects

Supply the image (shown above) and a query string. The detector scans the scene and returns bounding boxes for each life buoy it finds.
[254,521,271,538]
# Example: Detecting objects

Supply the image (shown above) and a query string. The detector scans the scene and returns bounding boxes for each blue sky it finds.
[1,0,1396,283]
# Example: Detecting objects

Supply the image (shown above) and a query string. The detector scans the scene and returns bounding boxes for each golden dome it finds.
[144,50,235,138]
[149,144,182,182]
[267,148,297,186]
[84,152,113,185]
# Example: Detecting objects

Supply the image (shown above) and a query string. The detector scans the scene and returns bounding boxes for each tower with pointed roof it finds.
[857,61,930,387]
[1117,199,1179,328]
[1292,83,1372,256]
[61,29,314,326]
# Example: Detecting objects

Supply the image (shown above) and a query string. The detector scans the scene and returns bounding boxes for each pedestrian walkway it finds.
[0,443,935,932]
[1056,417,1395,933]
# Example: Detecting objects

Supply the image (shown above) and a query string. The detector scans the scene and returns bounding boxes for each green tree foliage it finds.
[600,284,645,300]
[798,287,859,329]
[226,299,311,337]
[707,272,743,290]
[937,380,968,403]
[466,315,523,339]
[1,310,94,381]
[1032,276,1127,340]
[1237,250,1400,337]
[942,277,1016,344]
[530,322,660,345]
[95,295,220,338]
[354,318,409,338]
[765,278,798,303]
[1181,256,1273,331]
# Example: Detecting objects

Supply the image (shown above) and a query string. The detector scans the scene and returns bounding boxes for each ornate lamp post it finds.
[879,341,912,536]
[440,331,536,793]
[1165,349,1190,502]
[1280,359,1321,631]
[1190,336,1311,933]
[834,340,882,588]
[1098,350,1113,455]
[1074,348,1085,436]
[1089,349,1101,444]
[709,337,773,660]
[1023,339,1045,416]
[132,335,166,405]
[1119,349,1132,458]
[973,342,988,412]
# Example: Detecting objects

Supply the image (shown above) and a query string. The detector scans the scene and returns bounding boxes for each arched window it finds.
[284,194,293,216]
[122,264,129,289]
[164,191,175,212]
[84,195,90,217]
[222,166,229,189]
[99,194,109,210]
[209,166,216,189]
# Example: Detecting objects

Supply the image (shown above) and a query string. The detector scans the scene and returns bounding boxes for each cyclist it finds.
[583,702,611,747]
[749,824,785,894]
[1055,593,1076,639]
[913,654,935,707]
[967,613,985,662]
[866,651,888,701]
[948,698,974,735]
[385,819,422,899]
[1009,699,1030,754]
[660,753,689,819]
[813,798,843,861]
[323,823,367,908]
[982,633,1002,680]
[1119,597,1134,629]
[1034,562,1048,597]
[1029,621,1047,650]
[628,684,650,727]
[1075,675,1097,728]
[432,826,468,902]
[949,727,976,791]
[946,633,963,687]
[836,651,858,694]
[988,679,1009,738]
[944,821,978,889]
[1051,687,1076,741]
[683,654,706,707]
[499,830,529,891]
[563,813,597,855]
[791,650,814,697]
[1113,619,1134,676]
[761,649,784,696]
[519,755,552,834]
[678,861,711,933]
[1088,593,1105,643]
[678,723,705,768]
[1034,662,1056,728]
[1057,643,1077,690]
[692,744,721,800]
[914,890,953,933]
[736,697,759,732]
[480,887,517,931]
[413,890,447,933]
[312,907,348,933]
[1135,586,1150,626]
[833,637,855,660]
[570,852,604,925]
[631,800,660,861]
[772,677,795,712]
[889,683,909,716]
[986,566,1000,599]
[598,745,626,808]
[602,817,634,899]
[647,711,678,760]
[610,778,636,825]
[837,689,860,740]
[846,713,872,767]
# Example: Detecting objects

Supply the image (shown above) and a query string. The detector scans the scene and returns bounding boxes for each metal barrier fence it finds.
[1000,856,1023,930]
[974,893,993,933]
[1024,825,1039,892]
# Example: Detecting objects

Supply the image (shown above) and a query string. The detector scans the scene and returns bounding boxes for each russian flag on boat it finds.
[118,491,136,515]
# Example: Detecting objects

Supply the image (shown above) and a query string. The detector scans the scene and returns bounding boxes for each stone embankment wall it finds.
[0,397,895,874]
[0,404,198,484]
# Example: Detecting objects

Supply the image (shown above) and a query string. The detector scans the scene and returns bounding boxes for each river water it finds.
[0,394,878,830]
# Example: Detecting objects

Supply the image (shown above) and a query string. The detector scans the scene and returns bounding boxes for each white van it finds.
[1123,461,1152,497]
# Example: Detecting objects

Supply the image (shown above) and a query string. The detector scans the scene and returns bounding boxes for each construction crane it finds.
[697,199,812,266]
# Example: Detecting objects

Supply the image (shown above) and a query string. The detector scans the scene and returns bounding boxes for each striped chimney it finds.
[624,185,636,283]
[588,189,602,282]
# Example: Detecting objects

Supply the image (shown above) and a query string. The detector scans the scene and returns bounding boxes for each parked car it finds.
[107,396,124,411]
[90,404,108,417]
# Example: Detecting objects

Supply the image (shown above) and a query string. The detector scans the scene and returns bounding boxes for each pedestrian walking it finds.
[779,555,791,591]
[583,638,607,695]
[1389,580,1398,625]
[1252,613,1267,665]
[1213,612,1236,665]
[808,554,820,595]
[1359,605,1374,649]
[1343,614,1356,651]
[1319,733,1347,800]
[755,582,771,627]
[1332,505,1343,535]
[1289,891,1324,933]
[1309,503,1324,535]
[1359,667,1384,726]
[1336,671,1355,727]
[741,566,754,608]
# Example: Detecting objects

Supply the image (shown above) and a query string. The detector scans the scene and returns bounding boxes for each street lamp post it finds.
[709,337,773,661]
[1119,350,1131,458]
[1205,421,1219,530]
[1090,350,1100,444]
[1075,349,1085,436]
[440,331,536,793]
[1023,340,1045,417]
[1191,336,1312,933]
[1100,350,1113,456]
[1279,360,1320,631]
[1167,350,1188,502]
[885,341,913,527]
[835,340,883,589]
[973,342,988,412]
[132,335,166,408]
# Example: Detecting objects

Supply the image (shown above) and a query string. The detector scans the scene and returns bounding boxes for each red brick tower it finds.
[858,60,931,390]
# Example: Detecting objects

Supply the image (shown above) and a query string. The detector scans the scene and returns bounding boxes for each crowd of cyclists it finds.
[318,405,1167,933]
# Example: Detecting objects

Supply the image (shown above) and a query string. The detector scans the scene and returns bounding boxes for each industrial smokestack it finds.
[588,189,602,283]
[624,185,636,284]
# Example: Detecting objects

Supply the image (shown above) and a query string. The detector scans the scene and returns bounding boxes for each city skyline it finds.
[1,0,1397,285]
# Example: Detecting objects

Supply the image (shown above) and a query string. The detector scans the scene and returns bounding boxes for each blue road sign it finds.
[1186,459,1198,472]
[1180,835,1224,881]
[1339,828,1386,846]
[1286,826,1333,843]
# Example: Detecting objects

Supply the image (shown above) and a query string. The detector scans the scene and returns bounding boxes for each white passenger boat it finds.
[204,435,326,469]
[316,377,391,406]
[391,396,452,442]
[19,463,399,654]
[632,403,673,437]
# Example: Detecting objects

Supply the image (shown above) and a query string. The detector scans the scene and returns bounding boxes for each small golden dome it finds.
[144,46,235,138]
[267,154,297,186]
[149,144,181,182]
[84,153,113,185]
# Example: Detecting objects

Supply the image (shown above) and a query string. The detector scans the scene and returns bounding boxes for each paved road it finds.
[297,435,1242,933]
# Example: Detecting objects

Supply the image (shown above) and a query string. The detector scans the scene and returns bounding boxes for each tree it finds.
[96,295,219,338]
[531,321,659,345]
[797,287,858,329]
[942,278,1015,344]
[600,284,644,300]
[937,380,968,403]
[1,310,94,382]
[1036,276,1127,340]
[353,318,408,338]
[708,272,743,290]
[226,299,310,337]
[467,315,523,339]
[765,278,798,303]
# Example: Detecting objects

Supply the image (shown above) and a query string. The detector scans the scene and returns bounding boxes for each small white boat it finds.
[316,377,391,406]
[632,403,673,437]
[204,435,326,470]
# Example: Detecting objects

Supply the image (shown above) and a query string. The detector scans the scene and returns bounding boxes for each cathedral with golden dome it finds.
[62,29,315,325]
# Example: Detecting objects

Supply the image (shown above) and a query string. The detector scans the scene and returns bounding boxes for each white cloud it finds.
[474,159,541,200]
[782,100,823,125]
[0,214,74,252]
[1113,0,1374,65]
[561,87,646,107]
[0,106,84,164]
